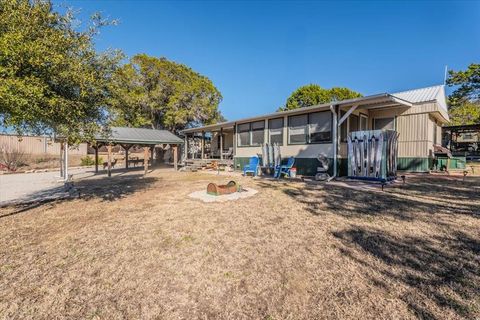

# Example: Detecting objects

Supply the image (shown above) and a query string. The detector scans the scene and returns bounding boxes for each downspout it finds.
[328,104,338,181]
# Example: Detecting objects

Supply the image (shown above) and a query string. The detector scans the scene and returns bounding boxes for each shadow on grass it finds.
[255,176,480,318]
[256,176,480,221]
[73,173,159,201]
[389,175,480,202]
[333,227,480,319]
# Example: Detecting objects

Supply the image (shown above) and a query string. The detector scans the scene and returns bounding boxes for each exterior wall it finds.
[234,101,448,174]
[0,134,87,155]
[234,113,334,175]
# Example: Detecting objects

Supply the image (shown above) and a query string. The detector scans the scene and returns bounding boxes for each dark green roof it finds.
[95,127,183,145]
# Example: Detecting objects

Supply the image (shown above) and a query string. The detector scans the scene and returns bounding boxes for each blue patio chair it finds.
[274,157,295,178]
[243,156,260,176]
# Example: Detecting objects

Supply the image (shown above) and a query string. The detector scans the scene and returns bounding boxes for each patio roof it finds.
[95,127,184,145]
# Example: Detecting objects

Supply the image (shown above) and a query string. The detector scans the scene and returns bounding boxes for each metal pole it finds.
[220,128,224,160]
[60,142,64,178]
[329,105,338,179]
[64,141,69,182]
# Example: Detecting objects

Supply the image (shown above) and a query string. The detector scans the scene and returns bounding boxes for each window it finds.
[237,121,265,146]
[309,111,332,143]
[288,114,308,144]
[251,120,265,145]
[349,114,359,133]
[269,118,284,145]
[340,111,348,142]
[238,123,250,146]
[360,114,368,131]
[288,111,332,144]
[433,122,438,145]
[374,117,395,130]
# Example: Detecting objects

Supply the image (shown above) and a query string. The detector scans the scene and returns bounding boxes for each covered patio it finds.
[181,123,235,167]
[93,127,184,176]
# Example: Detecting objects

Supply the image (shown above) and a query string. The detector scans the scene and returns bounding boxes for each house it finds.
[181,85,449,175]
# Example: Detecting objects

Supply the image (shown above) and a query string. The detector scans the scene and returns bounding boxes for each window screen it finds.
[238,123,250,146]
[349,114,359,133]
[251,120,265,145]
[340,111,348,142]
[360,115,368,131]
[269,118,284,145]
[288,114,308,144]
[309,111,331,143]
[374,117,395,130]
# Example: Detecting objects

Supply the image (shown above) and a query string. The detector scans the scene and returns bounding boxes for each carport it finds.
[93,127,184,176]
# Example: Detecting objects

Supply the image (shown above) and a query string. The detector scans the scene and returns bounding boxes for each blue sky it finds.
[57,0,479,121]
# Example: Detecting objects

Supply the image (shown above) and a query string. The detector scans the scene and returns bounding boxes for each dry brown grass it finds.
[0,170,479,320]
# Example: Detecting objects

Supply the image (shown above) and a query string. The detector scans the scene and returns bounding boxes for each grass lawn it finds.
[1,169,479,319]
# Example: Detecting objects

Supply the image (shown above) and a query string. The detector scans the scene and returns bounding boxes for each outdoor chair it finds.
[274,157,295,178]
[222,147,233,159]
[243,156,260,176]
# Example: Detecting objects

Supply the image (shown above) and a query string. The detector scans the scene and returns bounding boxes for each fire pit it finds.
[207,181,239,196]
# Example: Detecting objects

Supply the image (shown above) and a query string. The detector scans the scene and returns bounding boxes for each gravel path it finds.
[0,168,93,205]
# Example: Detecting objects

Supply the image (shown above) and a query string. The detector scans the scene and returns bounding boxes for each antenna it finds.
[443,65,448,85]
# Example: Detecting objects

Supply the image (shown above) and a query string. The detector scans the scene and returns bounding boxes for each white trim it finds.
[338,105,358,126]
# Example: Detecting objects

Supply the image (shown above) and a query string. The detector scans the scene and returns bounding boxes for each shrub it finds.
[0,144,27,171]
[80,156,102,166]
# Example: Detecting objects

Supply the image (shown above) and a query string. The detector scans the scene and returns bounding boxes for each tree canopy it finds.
[0,0,122,143]
[108,54,223,133]
[278,84,362,111]
[446,63,480,125]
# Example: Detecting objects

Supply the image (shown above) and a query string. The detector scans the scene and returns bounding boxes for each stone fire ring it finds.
[188,187,258,203]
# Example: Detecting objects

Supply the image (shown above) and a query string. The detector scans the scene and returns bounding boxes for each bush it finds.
[80,156,102,166]
[0,144,26,171]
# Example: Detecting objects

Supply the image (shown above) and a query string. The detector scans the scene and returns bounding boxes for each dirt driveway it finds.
[0,170,479,319]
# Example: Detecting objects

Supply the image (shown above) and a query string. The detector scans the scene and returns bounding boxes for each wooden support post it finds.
[121,144,132,169]
[125,145,129,169]
[143,146,149,175]
[107,144,112,177]
[201,131,205,159]
[220,128,224,160]
[173,145,178,171]
[184,134,188,160]
[150,146,155,166]
[94,144,99,173]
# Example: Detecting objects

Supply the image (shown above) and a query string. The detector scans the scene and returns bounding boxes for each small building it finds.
[181,85,449,175]
[442,123,480,160]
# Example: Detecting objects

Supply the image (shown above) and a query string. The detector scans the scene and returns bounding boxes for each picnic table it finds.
[128,157,151,167]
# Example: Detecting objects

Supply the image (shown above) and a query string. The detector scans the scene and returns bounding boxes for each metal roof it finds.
[182,93,412,133]
[182,84,449,134]
[95,127,183,145]
[392,85,447,111]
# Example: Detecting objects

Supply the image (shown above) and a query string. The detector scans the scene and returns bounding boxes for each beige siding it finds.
[234,101,443,160]
[0,134,87,155]
[235,144,333,158]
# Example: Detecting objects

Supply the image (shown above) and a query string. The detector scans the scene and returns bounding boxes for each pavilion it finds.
[93,127,184,175]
